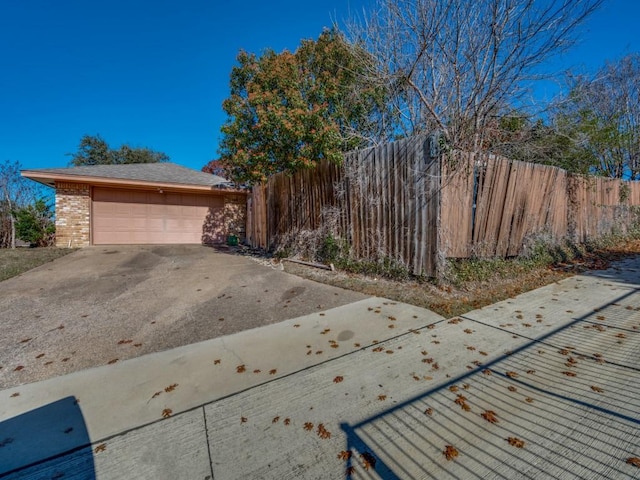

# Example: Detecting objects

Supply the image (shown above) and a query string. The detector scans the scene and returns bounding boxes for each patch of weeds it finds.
[335,256,411,282]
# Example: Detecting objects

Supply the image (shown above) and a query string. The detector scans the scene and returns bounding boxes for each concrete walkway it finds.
[2,258,640,479]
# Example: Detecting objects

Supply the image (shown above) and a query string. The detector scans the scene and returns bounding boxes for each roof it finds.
[21,163,235,192]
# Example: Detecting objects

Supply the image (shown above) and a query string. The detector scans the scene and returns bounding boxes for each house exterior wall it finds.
[224,194,247,241]
[55,182,91,247]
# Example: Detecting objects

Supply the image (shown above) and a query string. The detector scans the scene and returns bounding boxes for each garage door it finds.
[92,188,225,245]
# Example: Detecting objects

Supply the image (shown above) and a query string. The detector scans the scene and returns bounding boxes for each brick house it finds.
[21,163,247,248]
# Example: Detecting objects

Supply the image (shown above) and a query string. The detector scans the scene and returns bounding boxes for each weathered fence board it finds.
[245,136,640,276]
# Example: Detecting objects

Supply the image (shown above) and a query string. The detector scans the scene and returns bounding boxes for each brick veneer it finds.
[55,182,91,247]
[224,194,247,240]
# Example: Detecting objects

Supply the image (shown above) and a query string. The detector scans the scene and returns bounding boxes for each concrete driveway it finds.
[0,245,366,389]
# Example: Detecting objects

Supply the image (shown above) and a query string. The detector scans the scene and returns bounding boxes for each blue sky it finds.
[1,0,638,172]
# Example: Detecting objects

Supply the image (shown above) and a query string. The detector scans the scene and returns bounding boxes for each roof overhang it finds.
[21,170,247,195]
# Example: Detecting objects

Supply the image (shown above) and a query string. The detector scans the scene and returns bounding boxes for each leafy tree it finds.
[69,134,170,166]
[483,114,594,175]
[15,199,55,246]
[202,159,230,178]
[219,29,390,184]
[552,54,640,179]
[347,0,603,153]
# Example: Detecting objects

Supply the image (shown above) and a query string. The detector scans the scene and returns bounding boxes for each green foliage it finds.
[15,199,55,246]
[69,134,170,166]
[219,29,389,184]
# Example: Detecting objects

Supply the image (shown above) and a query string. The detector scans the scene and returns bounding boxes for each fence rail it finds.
[247,136,640,277]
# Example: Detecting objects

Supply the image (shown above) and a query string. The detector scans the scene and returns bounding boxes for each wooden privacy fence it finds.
[246,136,640,277]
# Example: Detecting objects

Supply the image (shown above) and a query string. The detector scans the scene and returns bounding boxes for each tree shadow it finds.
[340,285,640,479]
[0,396,94,478]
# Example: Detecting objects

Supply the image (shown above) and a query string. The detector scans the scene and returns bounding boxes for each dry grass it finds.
[283,238,640,318]
[0,247,74,282]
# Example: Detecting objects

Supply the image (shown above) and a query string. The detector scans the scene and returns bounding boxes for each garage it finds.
[92,187,225,245]
[21,163,247,248]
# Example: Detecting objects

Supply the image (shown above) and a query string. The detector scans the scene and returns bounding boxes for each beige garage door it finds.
[92,188,225,245]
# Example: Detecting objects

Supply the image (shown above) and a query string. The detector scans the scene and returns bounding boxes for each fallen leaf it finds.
[284,418,290,426]
[591,386,604,393]
[272,416,280,423]
[214,359,221,365]
[94,443,106,453]
[240,416,247,423]
[482,369,492,375]
[333,376,344,383]
[424,407,433,416]
[107,359,118,365]
[36,353,45,359]
[360,452,376,471]
[162,409,172,418]
[293,324,300,328]
[338,450,352,461]
[481,410,498,423]
[164,383,178,393]
[505,371,518,378]
[626,457,640,468]
[378,394,387,401]
[508,386,517,392]
[269,369,277,375]
[10,392,19,398]
[449,386,459,393]
[13,366,24,372]
[443,445,459,461]
[236,364,246,373]
[304,422,314,431]
[463,329,473,334]
[317,423,331,439]
[563,371,577,377]
[507,437,525,448]
[19,338,32,343]
[151,391,162,399]
[253,369,261,374]
[525,397,534,403]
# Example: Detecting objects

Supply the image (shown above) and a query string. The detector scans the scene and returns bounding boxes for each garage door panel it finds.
[92,188,227,245]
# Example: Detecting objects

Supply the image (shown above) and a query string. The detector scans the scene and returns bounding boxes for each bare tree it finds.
[347,0,602,153]
[0,160,39,248]
[553,53,640,179]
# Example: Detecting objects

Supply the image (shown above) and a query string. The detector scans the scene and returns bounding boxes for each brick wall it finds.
[55,182,90,247]
[224,194,247,240]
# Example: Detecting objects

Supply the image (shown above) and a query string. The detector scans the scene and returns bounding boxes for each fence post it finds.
[425,134,443,279]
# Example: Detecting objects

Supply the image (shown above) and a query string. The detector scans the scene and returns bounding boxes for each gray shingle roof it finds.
[25,163,230,187]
